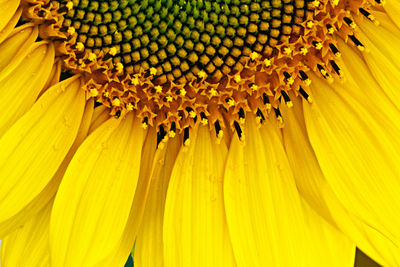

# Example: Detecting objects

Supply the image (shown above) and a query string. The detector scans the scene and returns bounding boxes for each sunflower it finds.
[0,0,399,266]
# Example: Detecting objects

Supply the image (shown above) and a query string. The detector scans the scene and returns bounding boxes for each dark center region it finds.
[58,0,308,84]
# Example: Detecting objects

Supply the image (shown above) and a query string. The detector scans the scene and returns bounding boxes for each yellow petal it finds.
[304,74,400,249]
[127,127,157,238]
[1,200,52,267]
[383,0,400,31]
[324,187,400,266]
[50,113,146,267]
[135,136,181,267]
[281,99,399,265]
[0,24,38,73]
[0,98,93,239]
[0,7,21,45]
[163,126,235,267]
[354,14,400,109]
[301,199,355,267]
[267,112,356,266]
[224,115,309,266]
[88,105,111,134]
[334,38,400,159]
[50,97,95,185]
[335,38,400,125]
[97,126,158,266]
[281,99,335,222]
[0,41,55,135]
[0,0,20,33]
[41,59,62,97]
[368,11,400,38]
[95,201,140,267]
[0,76,85,223]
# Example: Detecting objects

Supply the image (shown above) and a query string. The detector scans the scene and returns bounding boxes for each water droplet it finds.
[52,143,59,151]
[276,162,284,171]
[208,174,215,182]
[210,195,217,202]
[63,116,72,127]
[101,142,108,150]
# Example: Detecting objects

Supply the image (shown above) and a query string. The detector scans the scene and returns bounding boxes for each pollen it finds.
[67,27,75,36]
[115,63,124,74]
[65,1,73,10]
[89,88,98,97]
[155,86,163,94]
[197,71,207,79]
[126,103,134,111]
[108,47,117,56]
[22,0,380,139]
[112,98,121,107]
[250,52,260,61]
[75,42,84,52]
[87,53,97,62]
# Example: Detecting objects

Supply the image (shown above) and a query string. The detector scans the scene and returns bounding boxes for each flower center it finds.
[59,0,308,84]
[22,0,374,141]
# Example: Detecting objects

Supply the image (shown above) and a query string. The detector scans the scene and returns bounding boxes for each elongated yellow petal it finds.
[273,111,357,266]
[50,97,95,185]
[0,7,21,45]
[0,98,93,239]
[0,24,38,73]
[97,127,157,266]
[281,100,335,223]
[301,199,355,267]
[224,115,309,266]
[304,75,400,251]
[311,24,400,262]
[383,0,400,31]
[88,105,111,134]
[41,59,62,96]
[1,200,52,267]
[335,38,400,124]
[0,76,85,223]
[0,41,55,135]
[135,136,181,267]
[0,0,20,33]
[324,187,400,266]
[162,126,235,267]
[281,100,398,266]
[127,127,157,238]
[95,202,139,267]
[50,113,146,267]
[354,14,400,109]
[334,38,400,168]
